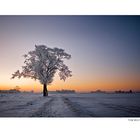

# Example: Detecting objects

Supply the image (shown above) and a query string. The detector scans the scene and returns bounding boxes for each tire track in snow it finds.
[31,97,54,117]
[32,96,90,117]
[36,96,77,117]
[62,97,95,117]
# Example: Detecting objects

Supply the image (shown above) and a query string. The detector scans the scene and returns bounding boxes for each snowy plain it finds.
[0,92,140,117]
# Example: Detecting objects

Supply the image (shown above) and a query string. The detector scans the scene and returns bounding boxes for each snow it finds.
[0,92,140,117]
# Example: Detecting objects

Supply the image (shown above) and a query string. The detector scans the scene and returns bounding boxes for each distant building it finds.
[91,90,105,93]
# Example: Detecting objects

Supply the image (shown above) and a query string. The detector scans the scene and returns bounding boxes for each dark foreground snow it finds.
[0,92,140,117]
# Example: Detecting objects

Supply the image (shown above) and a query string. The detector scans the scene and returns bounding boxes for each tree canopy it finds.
[12,45,72,86]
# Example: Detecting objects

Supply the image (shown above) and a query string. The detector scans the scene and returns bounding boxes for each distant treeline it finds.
[115,90,134,93]
[91,89,140,94]
[56,89,76,93]
[0,89,20,93]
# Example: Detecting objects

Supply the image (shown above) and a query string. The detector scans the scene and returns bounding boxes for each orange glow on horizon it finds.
[0,77,140,92]
[0,69,140,92]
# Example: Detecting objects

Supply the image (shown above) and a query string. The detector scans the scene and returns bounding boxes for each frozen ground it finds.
[0,92,140,117]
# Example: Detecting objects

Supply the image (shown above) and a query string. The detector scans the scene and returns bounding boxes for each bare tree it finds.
[11,45,72,96]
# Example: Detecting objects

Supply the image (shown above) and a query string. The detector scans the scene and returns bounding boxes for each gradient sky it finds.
[0,16,140,92]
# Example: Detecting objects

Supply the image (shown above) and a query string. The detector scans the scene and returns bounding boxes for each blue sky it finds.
[0,16,140,92]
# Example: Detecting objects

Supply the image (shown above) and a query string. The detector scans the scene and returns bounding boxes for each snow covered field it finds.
[0,92,140,117]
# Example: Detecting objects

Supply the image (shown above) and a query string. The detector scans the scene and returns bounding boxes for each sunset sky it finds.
[0,16,140,92]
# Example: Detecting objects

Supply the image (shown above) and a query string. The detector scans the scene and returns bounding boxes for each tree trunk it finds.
[43,84,48,96]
